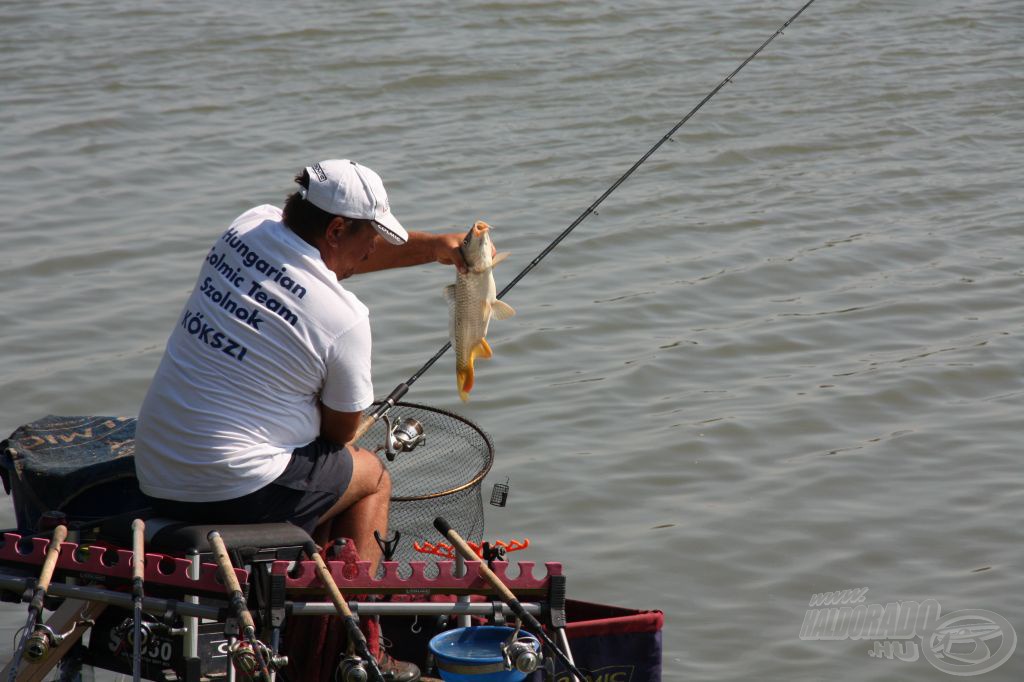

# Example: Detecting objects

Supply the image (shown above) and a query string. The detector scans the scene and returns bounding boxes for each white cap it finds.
[302,159,408,245]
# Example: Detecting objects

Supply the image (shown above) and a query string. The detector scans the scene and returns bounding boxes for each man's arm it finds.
[320,403,363,447]
[355,231,468,274]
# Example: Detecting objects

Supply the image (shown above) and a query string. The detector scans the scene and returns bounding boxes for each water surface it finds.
[2,1,1023,679]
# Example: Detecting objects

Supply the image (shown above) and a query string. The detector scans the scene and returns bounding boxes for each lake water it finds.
[2,0,1022,679]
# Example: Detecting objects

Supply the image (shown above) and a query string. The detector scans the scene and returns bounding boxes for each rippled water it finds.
[2,0,1023,679]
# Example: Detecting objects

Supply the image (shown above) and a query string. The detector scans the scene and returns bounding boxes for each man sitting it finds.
[136,159,472,680]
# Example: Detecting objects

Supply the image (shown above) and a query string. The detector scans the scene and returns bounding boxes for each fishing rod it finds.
[8,524,67,681]
[434,517,583,680]
[131,519,145,682]
[303,541,386,682]
[207,531,274,681]
[354,0,818,440]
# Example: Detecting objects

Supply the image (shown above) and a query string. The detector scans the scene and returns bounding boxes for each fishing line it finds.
[358,0,818,432]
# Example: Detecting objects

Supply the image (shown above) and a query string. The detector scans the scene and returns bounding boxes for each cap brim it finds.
[373,212,408,245]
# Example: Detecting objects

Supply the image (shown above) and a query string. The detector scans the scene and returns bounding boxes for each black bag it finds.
[0,416,147,530]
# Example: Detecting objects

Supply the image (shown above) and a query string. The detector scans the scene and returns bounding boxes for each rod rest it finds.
[0,530,563,598]
[276,548,562,596]
[0,532,245,595]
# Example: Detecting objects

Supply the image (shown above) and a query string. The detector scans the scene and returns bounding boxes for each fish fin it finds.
[443,284,457,303]
[492,252,511,266]
[491,299,516,320]
[457,364,475,402]
[475,338,493,359]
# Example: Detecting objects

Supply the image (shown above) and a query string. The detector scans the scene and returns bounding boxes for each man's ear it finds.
[325,216,349,245]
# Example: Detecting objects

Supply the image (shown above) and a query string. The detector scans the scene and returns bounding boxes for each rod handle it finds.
[351,383,412,445]
[36,524,68,593]
[131,519,146,582]
[304,543,384,681]
[350,414,377,444]
[434,517,516,604]
[207,531,257,633]
[304,542,353,619]
[433,517,452,537]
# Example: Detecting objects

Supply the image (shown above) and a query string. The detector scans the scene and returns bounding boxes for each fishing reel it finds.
[230,639,288,679]
[23,618,93,662]
[337,655,370,682]
[380,415,426,461]
[24,624,62,662]
[114,616,187,649]
[114,617,151,649]
[501,631,542,674]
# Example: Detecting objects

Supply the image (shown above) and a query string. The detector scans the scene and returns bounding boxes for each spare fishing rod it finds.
[354,0,818,440]
[303,540,385,682]
[207,531,277,681]
[434,517,584,681]
[7,524,67,681]
[131,519,145,682]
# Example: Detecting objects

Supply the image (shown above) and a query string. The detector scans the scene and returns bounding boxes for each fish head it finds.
[461,220,493,271]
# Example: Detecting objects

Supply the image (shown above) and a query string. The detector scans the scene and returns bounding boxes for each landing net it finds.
[355,402,493,566]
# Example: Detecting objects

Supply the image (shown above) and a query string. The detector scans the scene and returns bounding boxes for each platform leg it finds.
[455,554,471,628]
[184,551,200,660]
[555,627,580,681]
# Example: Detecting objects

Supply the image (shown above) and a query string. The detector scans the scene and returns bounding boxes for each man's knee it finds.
[350,447,390,496]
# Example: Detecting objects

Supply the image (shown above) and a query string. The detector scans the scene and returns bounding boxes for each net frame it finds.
[355,402,494,561]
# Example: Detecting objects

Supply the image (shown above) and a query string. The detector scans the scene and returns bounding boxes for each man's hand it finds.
[353,230,497,275]
[433,233,469,274]
[433,231,499,274]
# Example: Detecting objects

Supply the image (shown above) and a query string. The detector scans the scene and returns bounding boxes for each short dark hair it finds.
[282,170,336,243]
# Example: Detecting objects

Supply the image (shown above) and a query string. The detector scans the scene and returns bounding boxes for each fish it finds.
[444,221,515,401]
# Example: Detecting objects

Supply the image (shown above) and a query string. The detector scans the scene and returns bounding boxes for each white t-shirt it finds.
[136,205,374,502]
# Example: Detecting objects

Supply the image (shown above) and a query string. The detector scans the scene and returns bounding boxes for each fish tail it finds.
[456,340,494,401]
[457,362,475,402]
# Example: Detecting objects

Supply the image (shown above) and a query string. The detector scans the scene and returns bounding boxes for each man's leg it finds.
[313,446,391,573]
[311,447,420,681]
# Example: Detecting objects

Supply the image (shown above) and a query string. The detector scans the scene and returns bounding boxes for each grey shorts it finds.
[147,438,354,535]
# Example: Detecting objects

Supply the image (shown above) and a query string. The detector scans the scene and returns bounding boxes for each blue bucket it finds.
[428,626,539,682]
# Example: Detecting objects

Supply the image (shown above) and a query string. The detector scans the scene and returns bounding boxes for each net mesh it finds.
[354,402,493,566]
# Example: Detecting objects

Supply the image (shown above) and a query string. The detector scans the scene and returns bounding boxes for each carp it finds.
[444,221,515,401]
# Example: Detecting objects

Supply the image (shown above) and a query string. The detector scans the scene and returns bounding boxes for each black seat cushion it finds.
[99,512,313,560]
